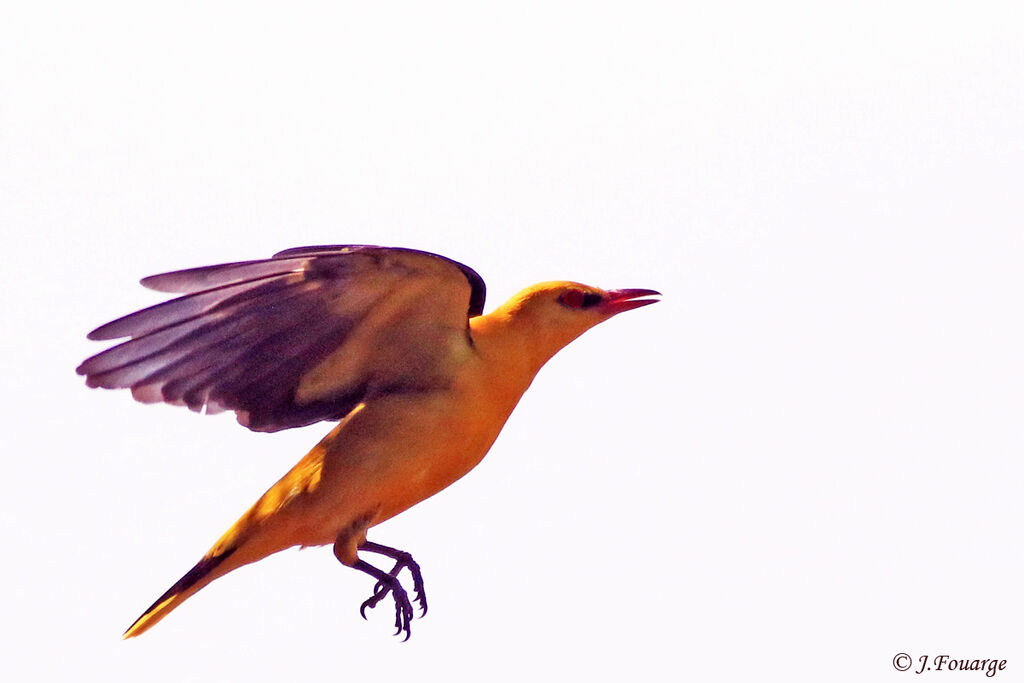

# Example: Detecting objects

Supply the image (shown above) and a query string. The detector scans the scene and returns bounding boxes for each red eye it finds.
[560,289,585,308]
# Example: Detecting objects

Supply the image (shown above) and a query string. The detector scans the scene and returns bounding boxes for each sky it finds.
[2,2,1022,681]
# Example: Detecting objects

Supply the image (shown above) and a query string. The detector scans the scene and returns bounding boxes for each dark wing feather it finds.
[274,245,487,316]
[78,246,487,432]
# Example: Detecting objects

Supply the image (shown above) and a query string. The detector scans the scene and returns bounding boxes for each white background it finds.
[2,2,1022,681]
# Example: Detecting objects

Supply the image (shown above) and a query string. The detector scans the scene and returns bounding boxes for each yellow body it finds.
[123,284,593,638]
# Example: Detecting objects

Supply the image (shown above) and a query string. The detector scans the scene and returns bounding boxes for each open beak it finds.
[602,288,662,314]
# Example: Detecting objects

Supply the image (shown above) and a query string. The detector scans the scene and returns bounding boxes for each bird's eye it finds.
[559,290,603,309]
[560,290,585,308]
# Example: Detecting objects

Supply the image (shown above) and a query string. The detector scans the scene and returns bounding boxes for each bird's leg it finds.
[358,541,428,616]
[351,558,415,640]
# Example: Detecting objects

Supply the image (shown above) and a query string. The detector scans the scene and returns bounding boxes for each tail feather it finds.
[123,546,237,639]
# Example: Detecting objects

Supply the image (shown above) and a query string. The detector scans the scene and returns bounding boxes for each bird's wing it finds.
[78,245,487,432]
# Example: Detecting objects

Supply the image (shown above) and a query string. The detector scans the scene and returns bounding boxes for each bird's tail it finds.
[122,543,238,639]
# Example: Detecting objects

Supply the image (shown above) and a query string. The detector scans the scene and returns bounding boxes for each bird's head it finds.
[485,281,660,369]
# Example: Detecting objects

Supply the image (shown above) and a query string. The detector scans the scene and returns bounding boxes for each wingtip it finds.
[86,325,116,341]
[139,271,194,293]
[138,274,163,292]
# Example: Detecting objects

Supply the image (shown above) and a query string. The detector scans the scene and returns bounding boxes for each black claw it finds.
[385,583,412,639]
[356,572,413,638]
[411,573,428,617]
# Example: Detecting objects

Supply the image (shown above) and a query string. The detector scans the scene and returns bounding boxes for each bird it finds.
[77,244,660,640]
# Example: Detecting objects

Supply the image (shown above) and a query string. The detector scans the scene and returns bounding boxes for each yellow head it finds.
[480,281,660,372]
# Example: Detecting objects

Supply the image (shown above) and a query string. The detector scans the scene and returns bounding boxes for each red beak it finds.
[602,288,662,314]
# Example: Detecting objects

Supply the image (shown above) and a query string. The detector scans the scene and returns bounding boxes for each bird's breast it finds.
[309,359,532,529]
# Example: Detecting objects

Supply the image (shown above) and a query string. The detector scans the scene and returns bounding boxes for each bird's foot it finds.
[358,572,414,640]
[358,541,428,616]
[351,544,427,641]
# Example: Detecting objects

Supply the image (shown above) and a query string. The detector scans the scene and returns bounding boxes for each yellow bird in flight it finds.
[78,245,660,640]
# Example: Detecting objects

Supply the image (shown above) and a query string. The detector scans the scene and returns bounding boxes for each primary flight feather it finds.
[78,245,659,640]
